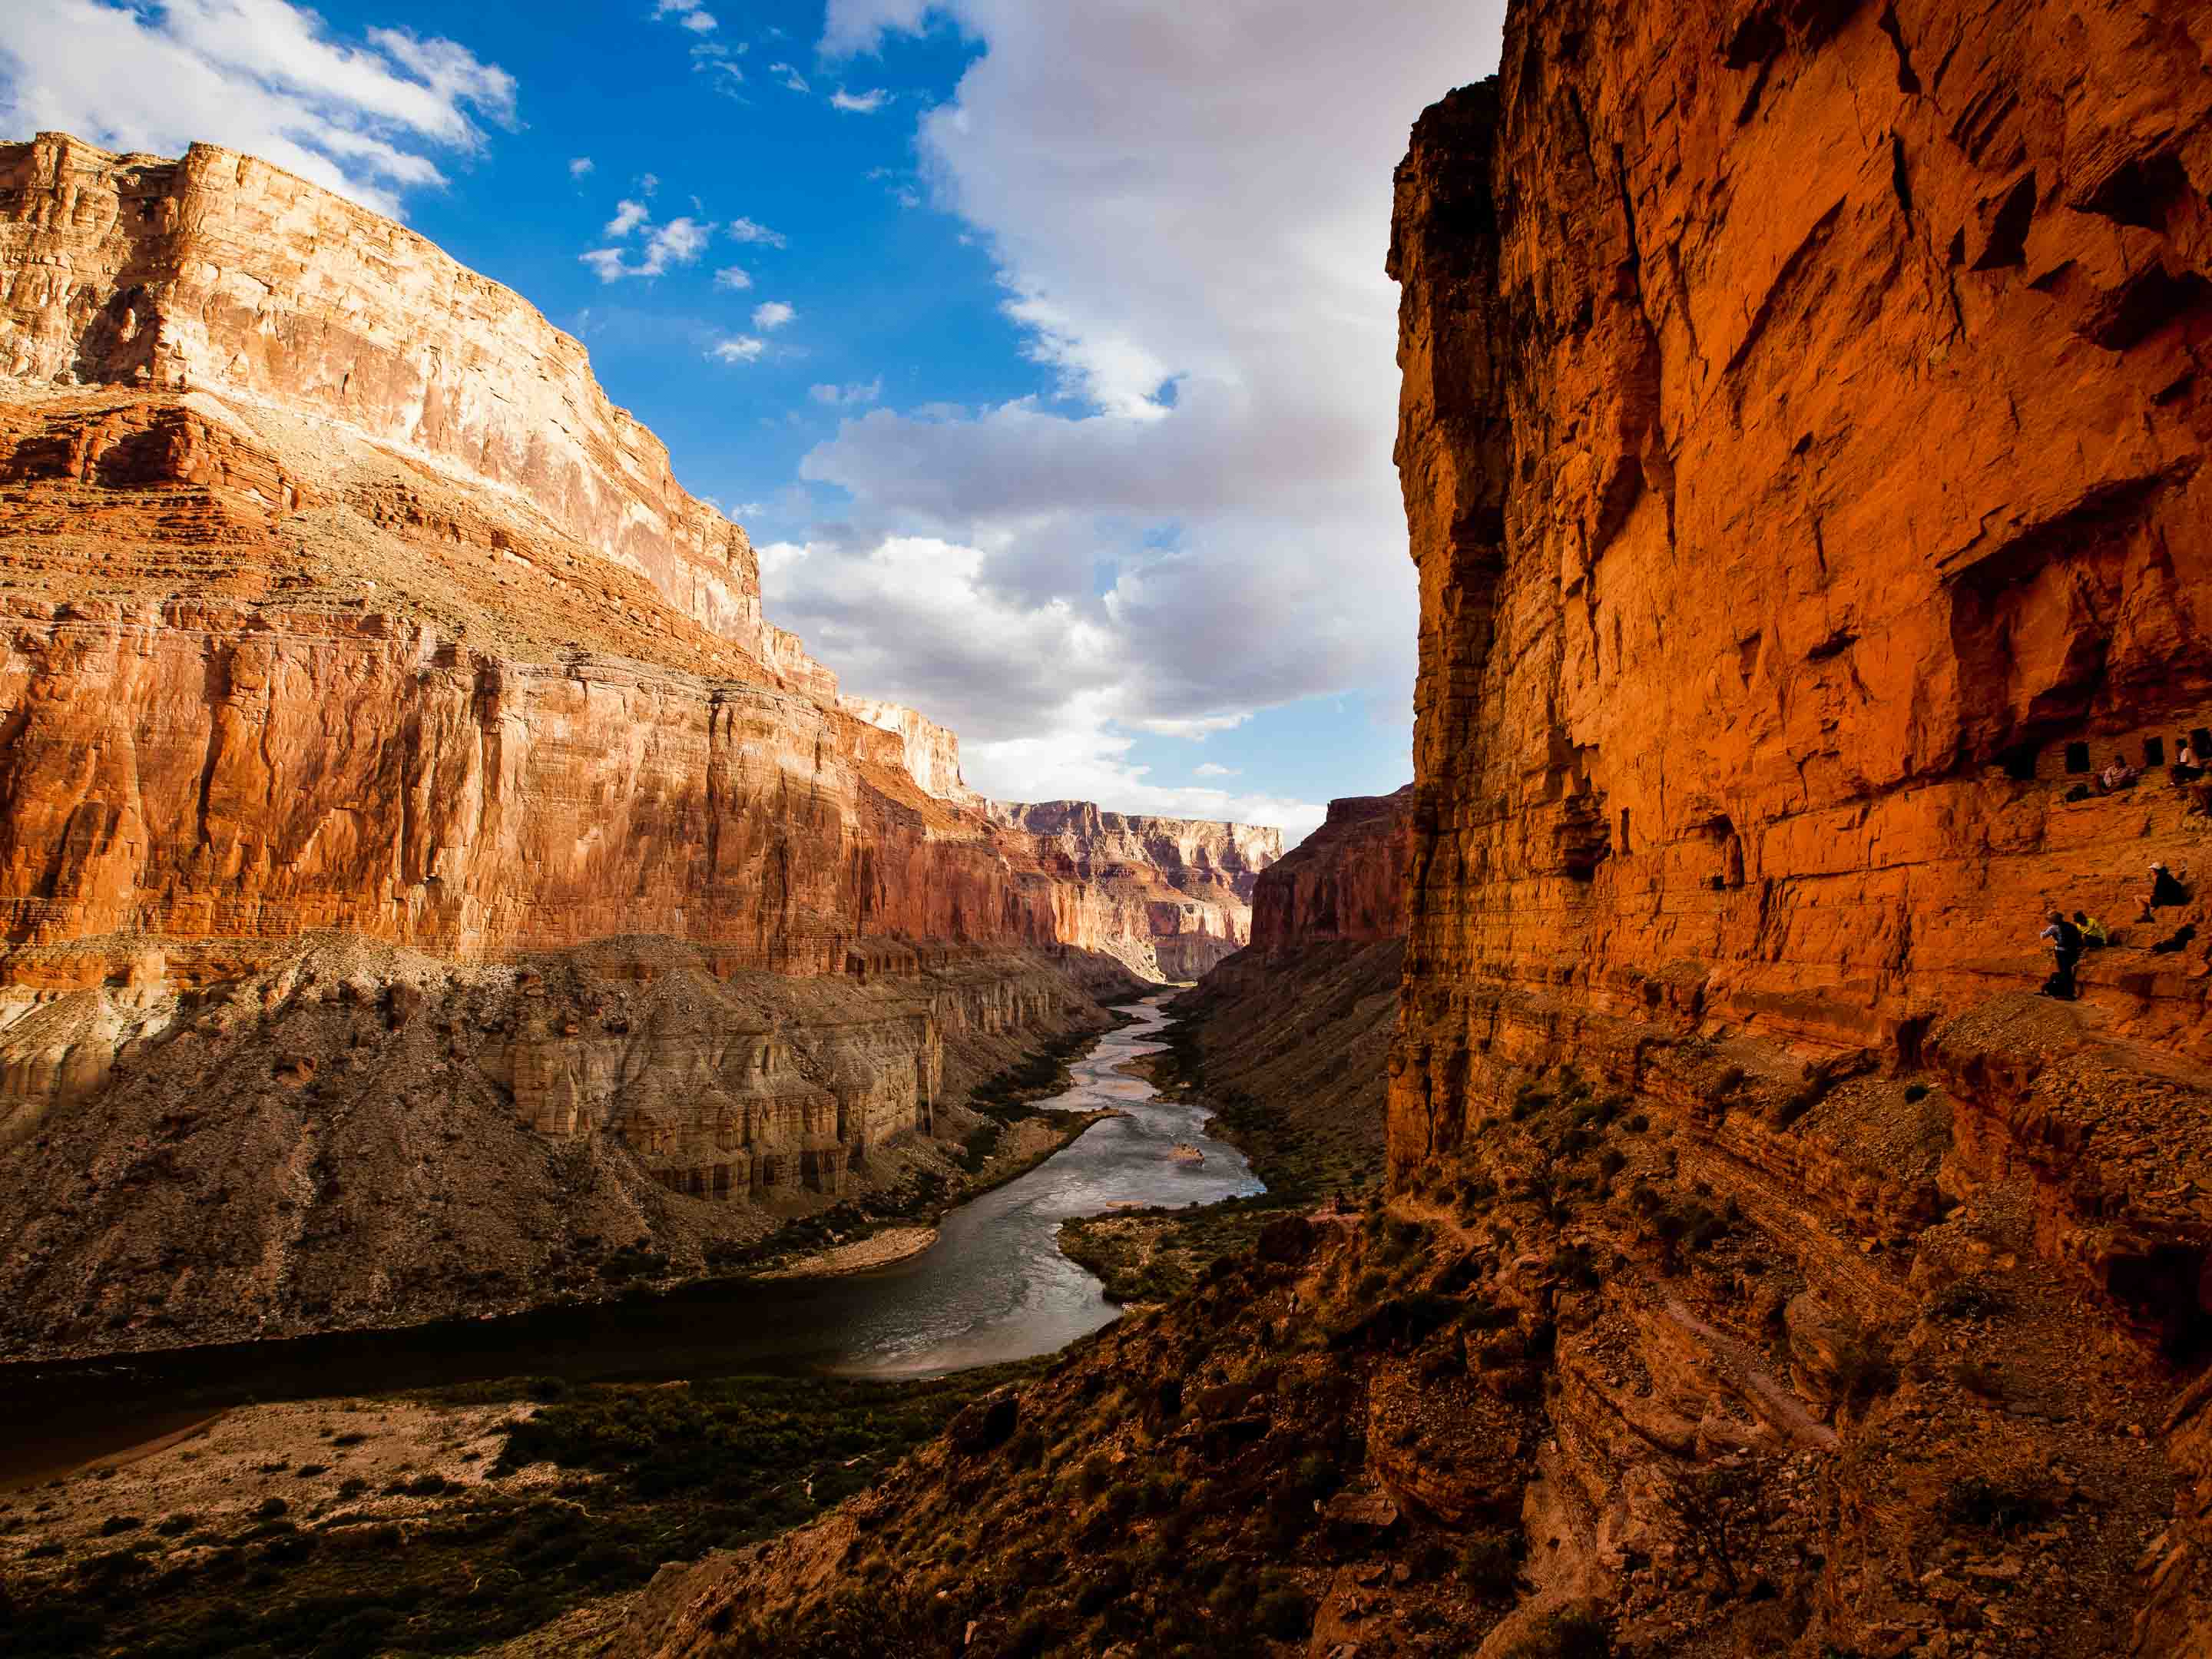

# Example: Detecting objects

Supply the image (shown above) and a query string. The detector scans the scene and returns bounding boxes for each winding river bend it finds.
[0,993,1259,1480]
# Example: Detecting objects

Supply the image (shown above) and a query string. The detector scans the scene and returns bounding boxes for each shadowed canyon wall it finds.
[1171,786,1415,1200]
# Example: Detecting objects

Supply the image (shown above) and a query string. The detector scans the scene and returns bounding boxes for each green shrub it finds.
[1767,1091,1814,1129]
[1076,1452,1113,1499]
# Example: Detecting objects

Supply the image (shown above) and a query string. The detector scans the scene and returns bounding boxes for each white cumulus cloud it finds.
[713,265,754,290]
[830,87,888,113]
[726,217,788,248]
[568,155,594,178]
[751,300,796,331]
[788,0,1502,823]
[604,198,649,237]
[710,335,767,364]
[0,0,517,217]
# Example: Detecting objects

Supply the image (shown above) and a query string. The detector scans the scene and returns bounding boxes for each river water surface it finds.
[0,994,1258,1481]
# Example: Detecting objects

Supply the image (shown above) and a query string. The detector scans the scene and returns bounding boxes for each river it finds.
[0,992,1259,1482]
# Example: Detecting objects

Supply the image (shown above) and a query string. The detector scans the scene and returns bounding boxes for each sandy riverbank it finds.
[754,1225,939,1279]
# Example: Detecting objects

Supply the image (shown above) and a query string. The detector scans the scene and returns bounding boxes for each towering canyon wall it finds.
[1381,0,2212,1649]
[1247,784,1414,953]
[1389,0,2212,1300]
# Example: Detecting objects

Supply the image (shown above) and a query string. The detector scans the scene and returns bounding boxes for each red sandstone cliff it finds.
[0,131,777,657]
[1162,786,1415,1209]
[983,799,1282,981]
[1382,2,2212,1650]
[1247,784,1413,953]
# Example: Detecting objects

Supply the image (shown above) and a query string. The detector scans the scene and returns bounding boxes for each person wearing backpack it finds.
[2041,910,2085,999]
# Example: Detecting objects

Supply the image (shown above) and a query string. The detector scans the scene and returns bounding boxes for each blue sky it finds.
[2,1,1507,842]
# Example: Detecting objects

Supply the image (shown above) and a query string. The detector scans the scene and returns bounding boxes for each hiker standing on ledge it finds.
[2041,910,2085,1000]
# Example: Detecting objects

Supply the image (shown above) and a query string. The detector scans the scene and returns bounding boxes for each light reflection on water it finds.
[0,993,1260,1477]
[820,995,1263,1374]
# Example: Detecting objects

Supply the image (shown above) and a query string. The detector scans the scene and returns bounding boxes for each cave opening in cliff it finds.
[1998,743,2037,782]
[2147,736,2167,767]
[2065,742,2091,774]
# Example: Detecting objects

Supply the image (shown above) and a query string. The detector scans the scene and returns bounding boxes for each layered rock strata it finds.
[1248,784,1413,953]
[1384,1,2212,1651]
[985,798,1282,981]
[0,935,1112,1358]
[0,131,775,657]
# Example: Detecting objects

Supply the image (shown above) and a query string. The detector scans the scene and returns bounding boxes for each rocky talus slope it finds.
[984,800,1281,982]
[0,132,1277,1356]
[617,5,2212,1656]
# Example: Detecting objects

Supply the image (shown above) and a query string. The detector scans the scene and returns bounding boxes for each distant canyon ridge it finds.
[0,130,1278,1356]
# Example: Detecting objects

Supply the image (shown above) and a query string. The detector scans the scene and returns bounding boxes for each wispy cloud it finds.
[580,214,714,282]
[637,171,660,197]
[726,217,787,249]
[653,0,716,31]
[810,379,883,406]
[568,156,594,179]
[1194,762,1240,777]
[769,61,809,92]
[713,266,754,290]
[691,38,743,92]
[710,336,767,364]
[0,0,518,217]
[830,88,888,113]
[604,198,649,237]
[751,300,796,331]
